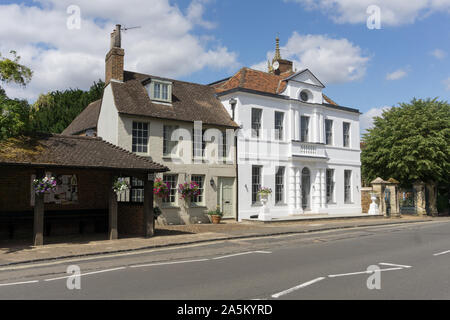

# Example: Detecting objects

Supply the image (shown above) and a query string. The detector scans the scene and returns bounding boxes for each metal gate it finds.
[398,188,416,214]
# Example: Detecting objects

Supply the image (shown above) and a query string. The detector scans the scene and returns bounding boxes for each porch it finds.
[0,134,168,246]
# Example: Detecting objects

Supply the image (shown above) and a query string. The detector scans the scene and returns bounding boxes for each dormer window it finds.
[148,79,172,103]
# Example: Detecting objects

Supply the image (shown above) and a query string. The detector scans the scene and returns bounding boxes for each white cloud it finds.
[287,0,450,26]
[386,68,408,80]
[443,77,450,90]
[430,49,447,59]
[251,32,370,85]
[0,0,239,101]
[360,106,391,134]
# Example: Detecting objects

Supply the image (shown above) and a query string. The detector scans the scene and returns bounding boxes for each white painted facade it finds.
[217,70,362,220]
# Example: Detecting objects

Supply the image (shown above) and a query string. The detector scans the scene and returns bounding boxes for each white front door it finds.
[219,178,235,218]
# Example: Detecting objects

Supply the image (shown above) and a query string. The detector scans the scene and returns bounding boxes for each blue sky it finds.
[1,0,449,132]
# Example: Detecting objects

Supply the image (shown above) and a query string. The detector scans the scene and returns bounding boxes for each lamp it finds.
[229,98,237,120]
[210,177,215,187]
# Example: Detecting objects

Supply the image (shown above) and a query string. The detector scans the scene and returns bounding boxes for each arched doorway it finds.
[302,167,311,210]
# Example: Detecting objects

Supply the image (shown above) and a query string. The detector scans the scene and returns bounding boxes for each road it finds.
[0,220,449,299]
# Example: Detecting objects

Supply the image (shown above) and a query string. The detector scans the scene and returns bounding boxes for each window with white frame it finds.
[132,122,149,153]
[301,116,309,142]
[251,108,262,138]
[252,166,262,204]
[219,131,228,161]
[163,174,177,204]
[343,122,350,148]
[275,111,284,140]
[275,167,285,204]
[149,80,172,103]
[163,125,179,156]
[325,119,333,145]
[117,177,131,202]
[344,170,352,203]
[326,169,335,204]
[192,129,206,159]
[191,175,205,204]
[131,177,144,203]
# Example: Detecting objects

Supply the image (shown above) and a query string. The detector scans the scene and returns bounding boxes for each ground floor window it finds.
[326,169,335,204]
[344,170,352,203]
[163,174,178,204]
[116,177,144,203]
[275,167,285,204]
[252,166,262,204]
[191,175,205,204]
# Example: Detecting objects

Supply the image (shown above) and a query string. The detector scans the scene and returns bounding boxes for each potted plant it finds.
[207,205,223,224]
[112,177,130,193]
[153,206,162,220]
[177,181,201,202]
[153,178,170,200]
[32,176,57,194]
[257,187,272,205]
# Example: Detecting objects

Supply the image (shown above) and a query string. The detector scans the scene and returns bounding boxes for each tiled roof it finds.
[111,71,239,128]
[211,67,338,106]
[211,67,293,95]
[0,134,168,172]
[62,99,102,135]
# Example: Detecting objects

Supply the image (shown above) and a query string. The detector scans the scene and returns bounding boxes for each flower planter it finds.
[211,215,222,224]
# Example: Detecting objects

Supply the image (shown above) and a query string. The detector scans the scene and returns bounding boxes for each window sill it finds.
[162,155,181,161]
[161,204,180,209]
[190,205,206,208]
[275,203,288,206]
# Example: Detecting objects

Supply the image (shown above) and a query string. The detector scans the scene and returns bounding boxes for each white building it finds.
[211,38,362,220]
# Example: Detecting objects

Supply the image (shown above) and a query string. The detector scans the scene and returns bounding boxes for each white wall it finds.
[219,80,362,220]
[97,84,118,145]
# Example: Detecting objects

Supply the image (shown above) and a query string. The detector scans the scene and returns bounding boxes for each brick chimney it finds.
[105,24,124,85]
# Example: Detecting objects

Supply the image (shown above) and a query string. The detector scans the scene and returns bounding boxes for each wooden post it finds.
[109,174,118,240]
[144,173,155,238]
[33,169,45,246]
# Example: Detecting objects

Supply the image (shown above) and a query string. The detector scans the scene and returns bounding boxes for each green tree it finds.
[361,98,450,186]
[0,51,33,140]
[0,88,31,140]
[30,80,104,133]
[0,50,32,88]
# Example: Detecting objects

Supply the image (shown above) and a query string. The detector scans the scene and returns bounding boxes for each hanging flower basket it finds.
[178,181,201,200]
[32,176,57,194]
[153,178,170,199]
[257,187,272,196]
[113,177,130,193]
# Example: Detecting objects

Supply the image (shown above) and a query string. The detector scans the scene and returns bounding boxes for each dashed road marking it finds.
[379,262,412,268]
[433,250,450,256]
[328,267,403,278]
[44,267,126,282]
[130,258,210,268]
[212,251,271,260]
[271,277,325,299]
[0,280,39,287]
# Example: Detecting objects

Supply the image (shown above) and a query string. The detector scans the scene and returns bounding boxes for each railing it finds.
[291,141,326,158]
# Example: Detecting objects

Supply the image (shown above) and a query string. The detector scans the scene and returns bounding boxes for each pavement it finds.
[0,214,444,267]
[0,217,449,299]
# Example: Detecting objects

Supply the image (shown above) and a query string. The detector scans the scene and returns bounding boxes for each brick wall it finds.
[118,203,144,236]
[0,167,145,238]
[361,187,373,213]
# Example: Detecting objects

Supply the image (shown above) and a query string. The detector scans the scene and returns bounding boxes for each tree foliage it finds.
[0,88,31,140]
[0,51,32,87]
[361,98,450,186]
[30,80,104,134]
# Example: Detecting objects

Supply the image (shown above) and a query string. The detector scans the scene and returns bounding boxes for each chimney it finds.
[105,24,124,85]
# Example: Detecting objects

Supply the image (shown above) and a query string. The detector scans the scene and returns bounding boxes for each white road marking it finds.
[213,251,271,260]
[379,262,412,268]
[0,280,39,287]
[44,267,126,282]
[130,258,209,268]
[271,277,325,298]
[433,250,450,256]
[328,267,403,278]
